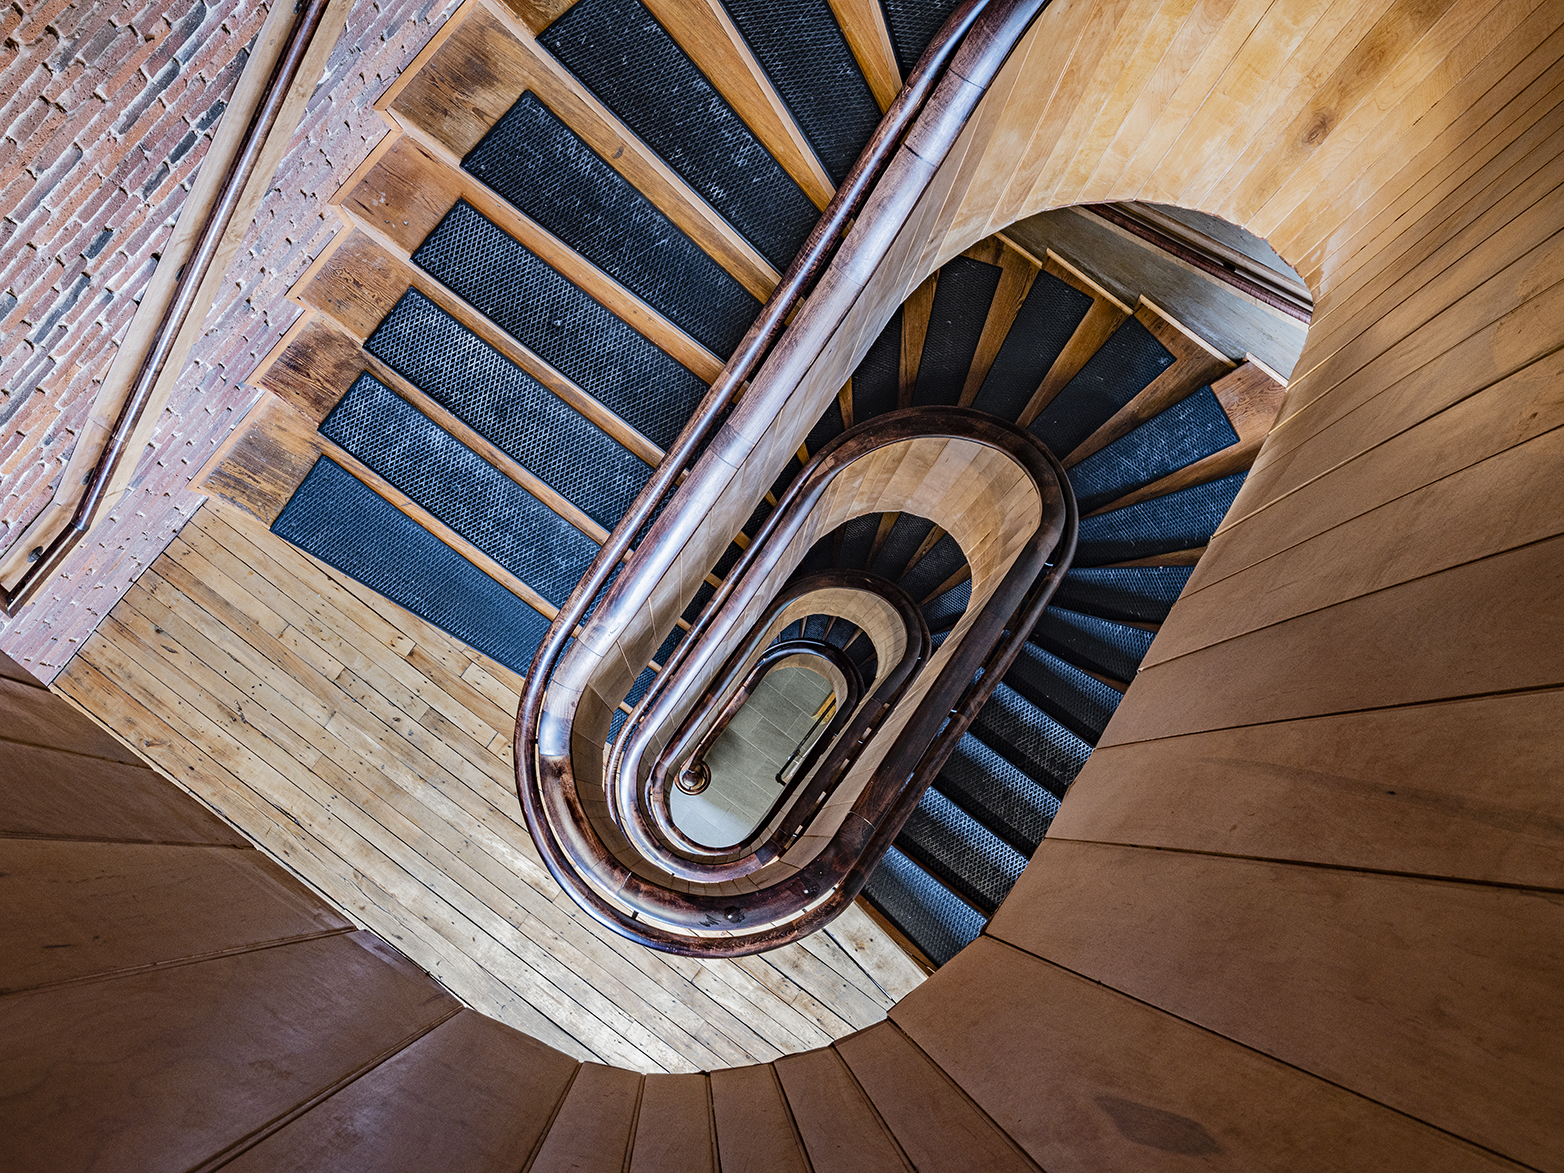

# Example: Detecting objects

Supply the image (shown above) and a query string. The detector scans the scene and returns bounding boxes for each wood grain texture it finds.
[630,1073,716,1173]
[710,1064,811,1173]
[775,1046,911,1173]
[894,939,1522,1173]
[990,839,1564,1171]
[223,1009,579,1173]
[529,1064,642,1173]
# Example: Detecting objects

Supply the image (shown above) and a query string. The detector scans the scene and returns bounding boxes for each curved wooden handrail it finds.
[633,568,928,881]
[516,0,1062,955]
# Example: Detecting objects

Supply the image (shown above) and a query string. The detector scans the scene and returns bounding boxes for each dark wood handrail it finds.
[515,0,1061,955]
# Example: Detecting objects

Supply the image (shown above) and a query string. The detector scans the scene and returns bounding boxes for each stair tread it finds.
[1004,641,1123,742]
[862,845,984,967]
[896,786,1027,915]
[1035,605,1153,684]
[913,255,1003,407]
[1076,471,1246,565]
[540,0,818,270]
[1069,384,1238,512]
[935,732,1060,853]
[1053,565,1192,623]
[969,680,1092,799]
[463,91,760,356]
[1029,315,1174,458]
[970,266,1094,423]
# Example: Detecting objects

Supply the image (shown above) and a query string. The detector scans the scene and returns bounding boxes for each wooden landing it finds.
[52,502,925,1073]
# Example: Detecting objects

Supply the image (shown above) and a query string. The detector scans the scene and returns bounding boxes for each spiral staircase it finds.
[212,0,1288,968]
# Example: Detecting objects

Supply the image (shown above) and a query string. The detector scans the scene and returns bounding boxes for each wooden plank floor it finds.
[52,502,925,1072]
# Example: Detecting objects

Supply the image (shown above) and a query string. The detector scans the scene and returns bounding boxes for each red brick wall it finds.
[0,0,460,679]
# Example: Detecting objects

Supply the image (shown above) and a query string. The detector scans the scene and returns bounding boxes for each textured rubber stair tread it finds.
[970,268,1094,422]
[879,0,965,79]
[871,513,936,582]
[851,310,901,421]
[935,733,1060,853]
[1004,641,1124,742]
[1068,385,1239,512]
[463,91,760,356]
[836,512,882,572]
[720,0,880,185]
[969,681,1091,799]
[896,532,964,604]
[913,256,1002,407]
[320,374,599,608]
[824,620,858,649]
[862,845,984,967]
[412,201,706,451]
[272,458,549,675]
[896,786,1026,915]
[1052,565,1192,623]
[804,613,831,641]
[539,0,817,270]
[1034,605,1154,684]
[1075,472,1246,565]
[1028,316,1174,458]
[920,576,970,632]
[364,289,652,531]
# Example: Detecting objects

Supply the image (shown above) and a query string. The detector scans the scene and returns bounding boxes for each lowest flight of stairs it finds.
[215,0,1287,969]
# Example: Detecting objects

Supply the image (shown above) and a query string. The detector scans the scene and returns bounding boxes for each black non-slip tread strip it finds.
[935,732,1060,853]
[1003,641,1123,743]
[412,200,706,452]
[1028,315,1175,458]
[719,0,881,185]
[836,512,882,573]
[538,0,818,270]
[871,513,936,583]
[320,374,600,609]
[852,309,902,422]
[863,845,985,967]
[1034,606,1154,684]
[970,681,1091,799]
[1051,565,1192,624]
[1074,471,1246,566]
[913,255,1002,408]
[463,91,760,357]
[896,532,964,605]
[920,576,970,632]
[1068,384,1239,513]
[363,287,651,532]
[970,268,1093,424]
[272,458,550,676]
[879,0,965,80]
[896,786,1026,915]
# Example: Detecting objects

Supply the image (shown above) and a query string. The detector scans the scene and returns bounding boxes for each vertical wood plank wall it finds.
[18,0,1564,1167]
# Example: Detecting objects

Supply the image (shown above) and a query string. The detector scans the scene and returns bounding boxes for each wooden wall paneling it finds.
[0,839,348,994]
[826,0,901,112]
[220,1009,580,1173]
[629,1073,716,1173]
[1297,14,1564,296]
[893,938,1524,1172]
[1015,250,1132,427]
[0,931,459,1173]
[296,228,664,469]
[639,0,835,207]
[337,134,725,383]
[1101,531,1564,745]
[775,1046,912,1173]
[834,1022,1037,1173]
[385,4,779,299]
[990,839,1564,1170]
[1196,345,1564,592]
[0,739,245,846]
[1062,299,1235,465]
[528,1063,643,1173]
[0,676,145,764]
[1234,231,1564,516]
[1211,0,1468,232]
[1280,171,1564,432]
[1049,686,1564,889]
[1134,0,1373,208]
[1144,421,1564,663]
[1263,0,1553,259]
[710,1064,812,1173]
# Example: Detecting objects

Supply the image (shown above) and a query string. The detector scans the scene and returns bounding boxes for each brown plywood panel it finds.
[0,740,244,845]
[1101,533,1564,745]
[223,1009,578,1173]
[0,839,348,993]
[710,1064,810,1173]
[894,939,1523,1173]
[0,677,144,764]
[529,1063,642,1173]
[630,1073,715,1173]
[0,931,457,1173]
[1051,688,1564,890]
[776,1046,910,1173]
[988,840,1564,1171]
[835,1022,1034,1173]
